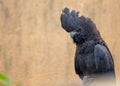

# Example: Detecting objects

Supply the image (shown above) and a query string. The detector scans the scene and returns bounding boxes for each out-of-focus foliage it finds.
[0,46,22,86]
[0,72,22,86]
[0,72,11,86]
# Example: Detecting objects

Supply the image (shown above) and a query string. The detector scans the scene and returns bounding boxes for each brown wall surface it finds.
[0,0,120,86]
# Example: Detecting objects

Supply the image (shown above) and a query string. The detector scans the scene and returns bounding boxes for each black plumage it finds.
[60,7,116,85]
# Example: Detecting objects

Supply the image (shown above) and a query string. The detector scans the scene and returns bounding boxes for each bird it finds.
[60,7,116,86]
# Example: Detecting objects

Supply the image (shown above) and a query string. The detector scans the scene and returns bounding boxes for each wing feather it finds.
[94,44,114,73]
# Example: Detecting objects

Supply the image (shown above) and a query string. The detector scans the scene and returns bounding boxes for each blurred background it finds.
[0,0,120,86]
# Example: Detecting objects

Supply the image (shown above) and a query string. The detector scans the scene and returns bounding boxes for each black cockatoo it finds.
[60,7,116,86]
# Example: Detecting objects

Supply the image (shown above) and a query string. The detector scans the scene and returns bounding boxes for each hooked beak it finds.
[70,31,77,38]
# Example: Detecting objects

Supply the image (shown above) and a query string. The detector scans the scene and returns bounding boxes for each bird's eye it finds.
[76,26,83,32]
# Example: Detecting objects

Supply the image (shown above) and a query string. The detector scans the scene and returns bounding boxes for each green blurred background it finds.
[0,0,120,86]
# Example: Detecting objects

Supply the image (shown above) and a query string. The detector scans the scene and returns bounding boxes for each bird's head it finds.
[60,7,98,44]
